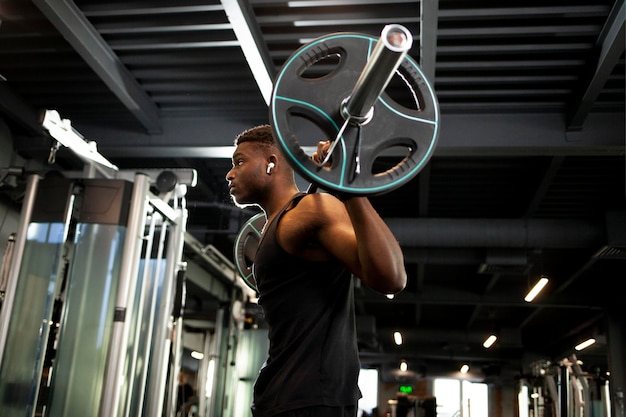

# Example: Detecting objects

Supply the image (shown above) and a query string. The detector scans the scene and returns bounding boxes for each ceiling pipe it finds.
[386,218,605,249]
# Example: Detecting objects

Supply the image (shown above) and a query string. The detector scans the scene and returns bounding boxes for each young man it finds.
[226,124,407,417]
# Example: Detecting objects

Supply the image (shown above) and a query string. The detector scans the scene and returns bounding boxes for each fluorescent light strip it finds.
[113,41,241,51]
[84,5,225,17]
[483,334,497,348]
[575,338,596,351]
[191,350,205,360]
[524,277,549,302]
[294,17,416,26]
[98,23,233,35]
[289,0,388,6]
[221,0,273,104]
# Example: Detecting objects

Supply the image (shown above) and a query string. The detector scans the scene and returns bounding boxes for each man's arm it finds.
[343,196,407,294]
[300,192,407,294]
[303,140,408,293]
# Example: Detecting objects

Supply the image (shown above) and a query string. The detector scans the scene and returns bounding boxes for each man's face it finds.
[226,142,266,207]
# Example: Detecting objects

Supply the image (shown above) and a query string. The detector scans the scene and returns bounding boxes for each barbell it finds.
[236,24,439,291]
[269,24,440,197]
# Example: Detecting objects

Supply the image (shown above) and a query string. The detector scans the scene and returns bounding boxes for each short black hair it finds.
[234,124,275,147]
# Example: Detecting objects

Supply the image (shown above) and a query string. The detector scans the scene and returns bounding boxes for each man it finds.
[226,124,406,417]
[176,371,195,416]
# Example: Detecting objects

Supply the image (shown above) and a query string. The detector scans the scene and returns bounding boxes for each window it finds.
[358,368,379,416]
[434,378,488,417]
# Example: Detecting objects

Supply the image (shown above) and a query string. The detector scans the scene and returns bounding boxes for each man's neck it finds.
[262,186,300,220]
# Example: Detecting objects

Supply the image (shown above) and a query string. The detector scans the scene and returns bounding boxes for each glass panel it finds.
[125,257,167,417]
[0,222,67,417]
[46,223,126,417]
[119,259,146,417]
[230,329,269,417]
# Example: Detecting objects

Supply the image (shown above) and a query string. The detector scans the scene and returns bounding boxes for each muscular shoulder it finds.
[295,191,343,214]
[277,192,347,259]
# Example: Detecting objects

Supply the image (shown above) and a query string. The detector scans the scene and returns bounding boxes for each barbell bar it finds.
[269,24,440,196]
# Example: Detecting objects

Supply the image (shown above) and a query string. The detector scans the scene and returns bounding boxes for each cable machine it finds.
[521,356,611,417]
[0,110,196,417]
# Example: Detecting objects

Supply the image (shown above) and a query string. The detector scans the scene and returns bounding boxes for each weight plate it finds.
[270,32,440,196]
[234,212,266,292]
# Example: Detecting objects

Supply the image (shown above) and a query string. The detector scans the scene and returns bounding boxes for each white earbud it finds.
[266,162,275,174]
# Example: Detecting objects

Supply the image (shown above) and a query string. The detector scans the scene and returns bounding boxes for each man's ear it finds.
[266,155,278,174]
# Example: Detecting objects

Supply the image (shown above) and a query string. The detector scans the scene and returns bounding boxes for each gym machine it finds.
[0,110,196,417]
[520,356,611,417]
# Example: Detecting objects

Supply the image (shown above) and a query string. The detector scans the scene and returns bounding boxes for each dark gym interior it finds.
[0,0,624,412]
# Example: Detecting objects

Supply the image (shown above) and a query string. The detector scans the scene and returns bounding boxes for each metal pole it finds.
[207,308,225,417]
[0,174,40,366]
[342,24,413,123]
[122,211,158,417]
[559,364,570,417]
[145,205,187,417]
[99,174,150,417]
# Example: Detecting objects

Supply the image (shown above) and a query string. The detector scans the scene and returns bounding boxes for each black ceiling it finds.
[1,0,625,383]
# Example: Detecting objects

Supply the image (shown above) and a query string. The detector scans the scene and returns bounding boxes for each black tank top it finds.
[251,193,361,416]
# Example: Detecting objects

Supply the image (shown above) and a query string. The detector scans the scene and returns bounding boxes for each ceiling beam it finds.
[221,0,276,104]
[32,0,162,134]
[566,0,625,131]
[419,0,438,81]
[14,112,624,159]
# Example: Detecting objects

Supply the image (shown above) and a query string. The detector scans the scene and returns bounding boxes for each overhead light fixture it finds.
[220,0,274,104]
[191,350,205,360]
[293,17,399,27]
[399,360,408,372]
[524,276,549,302]
[288,0,381,6]
[574,338,596,351]
[460,364,470,374]
[483,334,498,348]
[41,109,118,175]
[386,294,395,300]
[393,331,403,345]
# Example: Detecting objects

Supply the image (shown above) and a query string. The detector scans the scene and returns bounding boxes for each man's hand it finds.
[312,140,332,167]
